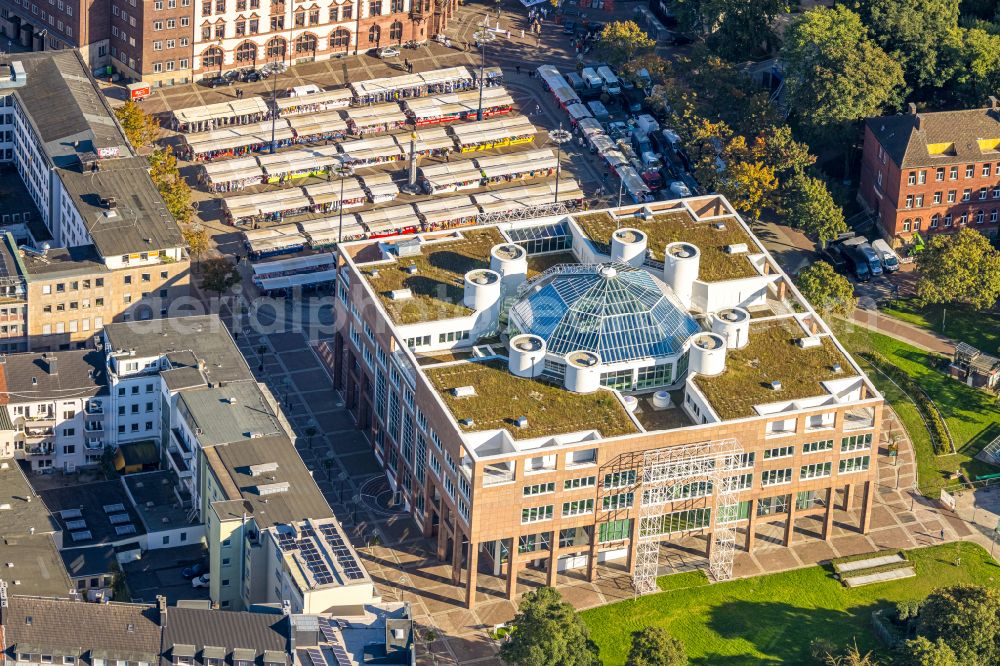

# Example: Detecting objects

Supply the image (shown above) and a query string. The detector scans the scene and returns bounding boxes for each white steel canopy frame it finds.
[633,438,745,595]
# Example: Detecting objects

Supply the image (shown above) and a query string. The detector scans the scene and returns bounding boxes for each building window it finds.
[984,164,992,177]
[950,166,958,180]
[966,164,975,178]
[841,433,872,452]
[976,210,985,224]
[935,167,944,181]
[602,492,634,510]
[521,505,553,523]
[202,45,222,66]
[562,499,594,516]
[564,475,596,490]
[330,28,349,49]
[802,439,833,454]
[523,482,555,496]
[368,0,381,15]
[763,445,794,460]
[266,37,286,57]
[389,20,403,41]
[980,187,989,200]
[930,214,940,228]
[598,519,632,543]
[914,194,923,207]
[761,468,793,486]
[368,24,380,43]
[294,33,316,53]
[963,188,972,202]
[918,170,926,184]
[236,41,256,61]
[839,455,870,474]
[800,462,832,480]
[907,172,915,186]
[933,191,941,204]
[603,470,637,488]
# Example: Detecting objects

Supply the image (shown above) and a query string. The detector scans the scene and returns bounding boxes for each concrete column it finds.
[745,498,757,552]
[783,498,797,546]
[843,483,855,511]
[451,533,463,585]
[823,488,835,540]
[860,480,874,534]
[705,532,714,559]
[587,529,599,582]
[435,511,448,561]
[546,532,559,588]
[506,538,520,600]
[465,542,479,609]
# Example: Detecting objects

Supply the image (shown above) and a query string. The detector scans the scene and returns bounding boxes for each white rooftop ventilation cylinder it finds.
[610,227,648,267]
[711,307,750,349]
[463,269,502,311]
[508,333,546,379]
[563,350,602,394]
[689,332,726,377]
[663,242,700,309]
[489,243,528,290]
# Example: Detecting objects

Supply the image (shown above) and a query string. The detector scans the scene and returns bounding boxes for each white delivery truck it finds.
[871,238,901,272]
[580,67,603,92]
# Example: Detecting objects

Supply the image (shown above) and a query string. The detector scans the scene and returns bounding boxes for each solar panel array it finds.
[109,513,131,525]
[103,503,126,514]
[60,508,83,520]
[66,519,88,530]
[70,530,92,541]
[276,531,297,551]
[115,524,137,536]
[318,524,365,580]
[317,617,337,644]
[304,648,325,666]
[328,642,351,666]
[297,536,335,586]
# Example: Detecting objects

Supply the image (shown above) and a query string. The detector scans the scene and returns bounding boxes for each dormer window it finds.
[172,645,196,666]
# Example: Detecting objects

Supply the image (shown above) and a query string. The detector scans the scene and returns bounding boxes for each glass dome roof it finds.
[509,263,699,364]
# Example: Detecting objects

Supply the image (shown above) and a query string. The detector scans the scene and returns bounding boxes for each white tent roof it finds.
[358,204,421,233]
[350,66,473,97]
[475,149,557,178]
[258,268,339,291]
[201,156,265,185]
[287,111,349,137]
[252,252,336,277]
[274,88,353,112]
[420,161,482,189]
[173,97,270,128]
[346,103,408,129]
[303,178,368,204]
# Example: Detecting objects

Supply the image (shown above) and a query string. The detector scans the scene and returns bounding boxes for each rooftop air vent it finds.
[451,386,476,398]
[100,196,118,210]
[514,416,528,429]
[713,222,727,230]
[403,265,418,275]
[797,336,822,349]
[388,289,412,300]
[459,418,475,428]
[724,243,749,254]
[832,362,843,373]
[769,380,783,391]
[370,269,380,278]
[249,462,279,477]
[256,481,290,496]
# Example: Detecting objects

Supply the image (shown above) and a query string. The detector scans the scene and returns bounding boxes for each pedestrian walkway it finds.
[849,308,955,354]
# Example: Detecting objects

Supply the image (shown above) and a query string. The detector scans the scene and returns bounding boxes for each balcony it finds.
[482,461,515,487]
[843,406,876,431]
[170,427,193,456]
[25,412,55,425]
[23,425,54,440]
[86,403,104,415]
[84,440,104,451]
[84,422,104,432]
[25,442,53,456]
[168,448,193,478]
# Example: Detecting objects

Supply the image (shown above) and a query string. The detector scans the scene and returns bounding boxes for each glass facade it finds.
[507,222,572,254]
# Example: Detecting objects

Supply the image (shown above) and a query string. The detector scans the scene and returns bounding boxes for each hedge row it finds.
[831,548,904,573]
[859,351,953,454]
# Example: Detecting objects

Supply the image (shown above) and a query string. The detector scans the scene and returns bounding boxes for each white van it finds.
[580,67,603,91]
[597,66,622,95]
[871,238,900,272]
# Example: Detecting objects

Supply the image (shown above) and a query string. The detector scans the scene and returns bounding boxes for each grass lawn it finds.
[882,299,1000,354]
[582,544,1000,665]
[834,322,1000,495]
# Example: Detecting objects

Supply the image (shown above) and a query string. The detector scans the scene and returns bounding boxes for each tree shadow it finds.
[701,599,882,664]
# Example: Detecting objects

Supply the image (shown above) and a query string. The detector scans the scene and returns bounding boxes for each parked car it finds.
[191,573,210,589]
[199,75,231,88]
[376,46,400,58]
[181,563,206,580]
[669,180,691,197]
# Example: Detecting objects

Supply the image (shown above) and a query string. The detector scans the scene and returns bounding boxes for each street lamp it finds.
[472,23,496,122]
[334,161,355,244]
[548,126,572,204]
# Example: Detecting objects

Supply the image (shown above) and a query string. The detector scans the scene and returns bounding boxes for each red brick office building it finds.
[859,100,1000,244]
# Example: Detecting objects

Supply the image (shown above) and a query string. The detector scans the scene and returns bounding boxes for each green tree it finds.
[756,125,815,180]
[148,146,194,224]
[704,0,790,60]
[795,261,857,317]
[626,627,687,666]
[824,643,878,666]
[781,6,904,141]
[854,0,959,90]
[595,21,655,67]
[200,257,241,295]
[717,157,777,223]
[781,171,847,242]
[114,100,159,149]
[944,27,1000,107]
[899,637,959,666]
[498,587,600,666]
[914,585,1000,664]
[915,228,1000,309]
[182,224,211,269]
